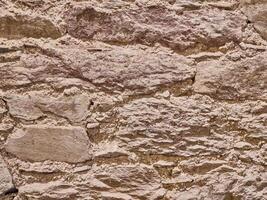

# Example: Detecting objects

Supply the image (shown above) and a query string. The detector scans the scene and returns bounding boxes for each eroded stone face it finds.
[90,164,165,200]
[242,1,267,40]
[5,125,92,163]
[193,51,267,100]
[66,3,246,53]
[0,44,195,94]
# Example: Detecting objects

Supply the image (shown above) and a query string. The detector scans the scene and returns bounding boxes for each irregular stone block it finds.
[66,4,245,52]
[6,94,90,123]
[0,156,14,195]
[193,51,267,100]
[242,1,267,40]
[5,125,91,163]
[0,44,195,93]
[7,95,43,121]
[91,164,165,199]
[38,94,90,123]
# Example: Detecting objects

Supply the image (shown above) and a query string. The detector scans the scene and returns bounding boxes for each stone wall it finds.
[0,0,266,199]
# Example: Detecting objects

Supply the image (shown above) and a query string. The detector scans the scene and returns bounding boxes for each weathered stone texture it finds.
[5,125,91,163]
[0,0,266,199]
[0,156,14,195]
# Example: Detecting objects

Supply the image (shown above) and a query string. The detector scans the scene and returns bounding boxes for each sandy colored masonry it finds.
[0,0,266,199]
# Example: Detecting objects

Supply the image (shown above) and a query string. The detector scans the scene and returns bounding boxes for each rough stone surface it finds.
[242,0,267,40]
[0,155,14,195]
[0,0,266,199]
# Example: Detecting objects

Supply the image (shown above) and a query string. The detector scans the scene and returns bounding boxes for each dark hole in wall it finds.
[4,187,18,196]
[246,19,252,24]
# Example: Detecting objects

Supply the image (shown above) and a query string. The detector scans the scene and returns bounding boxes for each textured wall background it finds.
[0,0,266,199]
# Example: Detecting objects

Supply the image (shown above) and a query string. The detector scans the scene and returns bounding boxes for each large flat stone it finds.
[5,125,91,163]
